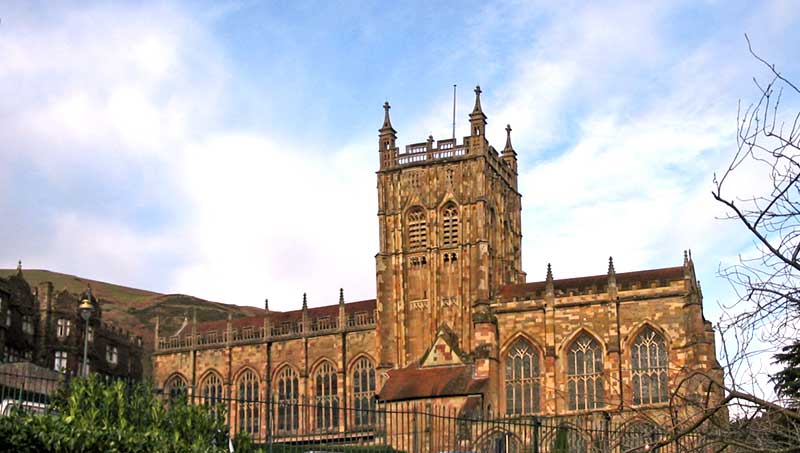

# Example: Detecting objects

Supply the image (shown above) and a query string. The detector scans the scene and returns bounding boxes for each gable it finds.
[421,333,463,367]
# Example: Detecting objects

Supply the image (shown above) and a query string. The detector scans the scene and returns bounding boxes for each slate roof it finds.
[498,266,684,301]
[377,363,487,402]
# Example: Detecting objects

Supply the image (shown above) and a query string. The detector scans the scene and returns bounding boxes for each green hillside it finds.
[0,269,263,376]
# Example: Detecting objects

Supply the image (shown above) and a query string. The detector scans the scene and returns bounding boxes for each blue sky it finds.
[2,0,799,368]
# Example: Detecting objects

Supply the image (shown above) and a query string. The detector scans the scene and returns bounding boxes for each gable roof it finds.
[377,362,487,402]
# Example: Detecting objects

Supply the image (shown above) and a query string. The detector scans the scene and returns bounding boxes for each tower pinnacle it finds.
[380,101,396,134]
[471,85,484,116]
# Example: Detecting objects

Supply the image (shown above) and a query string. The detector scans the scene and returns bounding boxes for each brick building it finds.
[153,87,724,444]
[0,263,143,380]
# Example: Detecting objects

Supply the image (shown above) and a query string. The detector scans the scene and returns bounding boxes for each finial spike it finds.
[339,288,344,305]
[683,250,689,266]
[546,263,553,281]
[608,256,615,275]
[504,124,513,151]
[471,85,483,115]
[380,101,395,132]
[264,298,269,312]
[302,293,308,310]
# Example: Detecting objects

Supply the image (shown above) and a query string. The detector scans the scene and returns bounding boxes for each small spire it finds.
[546,263,553,282]
[608,256,616,276]
[683,250,689,267]
[264,298,269,313]
[339,288,345,305]
[504,124,513,152]
[302,293,308,310]
[471,85,483,115]
[545,263,554,297]
[380,101,396,133]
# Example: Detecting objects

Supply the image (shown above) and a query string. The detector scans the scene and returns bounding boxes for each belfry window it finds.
[631,326,669,405]
[237,370,260,436]
[566,333,604,411]
[352,357,376,427]
[505,338,541,415]
[407,208,427,248]
[314,361,339,431]
[275,367,300,432]
[442,203,459,246]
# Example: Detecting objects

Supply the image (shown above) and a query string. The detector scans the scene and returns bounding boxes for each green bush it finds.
[0,374,252,452]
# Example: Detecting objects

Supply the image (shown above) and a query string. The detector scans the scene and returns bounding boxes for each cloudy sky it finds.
[2,0,799,341]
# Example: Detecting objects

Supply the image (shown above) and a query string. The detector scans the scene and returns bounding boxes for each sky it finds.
[1,0,799,370]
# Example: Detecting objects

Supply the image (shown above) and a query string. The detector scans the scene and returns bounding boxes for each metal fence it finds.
[0,367,721,452]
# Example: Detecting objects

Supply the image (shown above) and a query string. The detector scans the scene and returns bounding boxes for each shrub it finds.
[0,374,250,452]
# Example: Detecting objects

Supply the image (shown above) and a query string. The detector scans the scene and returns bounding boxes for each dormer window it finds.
[57,318,71,338]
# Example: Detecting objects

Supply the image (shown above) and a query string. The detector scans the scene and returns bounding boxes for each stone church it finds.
[153,87,723,443]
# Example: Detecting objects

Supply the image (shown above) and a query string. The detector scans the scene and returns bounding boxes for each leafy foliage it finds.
[773,340,800,406]
[0,374,252,452]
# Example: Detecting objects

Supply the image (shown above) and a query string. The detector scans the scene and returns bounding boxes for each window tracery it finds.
[566,333,604,411]
[275,367,299,433]
[442,203,459,246]
[314,361,339,431]
[631,326,669,405]
[237,370,260,436]
[504,338,541,415]
[352,357,376,428]
[407,208,427,248]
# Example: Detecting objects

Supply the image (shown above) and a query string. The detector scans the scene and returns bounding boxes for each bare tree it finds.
[644,34,800,452]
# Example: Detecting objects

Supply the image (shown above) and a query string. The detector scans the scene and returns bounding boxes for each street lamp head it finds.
[79,299,93,321]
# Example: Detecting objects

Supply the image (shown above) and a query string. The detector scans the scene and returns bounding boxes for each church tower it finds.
[375,87,525,370]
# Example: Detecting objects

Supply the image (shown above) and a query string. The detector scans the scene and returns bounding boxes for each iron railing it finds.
[0,366,722,452]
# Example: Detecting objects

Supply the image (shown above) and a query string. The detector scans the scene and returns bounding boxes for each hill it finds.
[0,269,263,376]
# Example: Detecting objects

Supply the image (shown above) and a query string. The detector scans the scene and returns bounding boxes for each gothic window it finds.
[631,326,669,405]
[314,361,339,431]
[505,338,541,415]
[106,346,118,365]
[57,318,70,338]
[201,372,224,416]
[566,333,604,411]
[407,208,427,248]
[165,374,187,400]
[237,370,260,436]
[352,357,376,428]
[442,203,459,246]
[620,421,662,452]
[275,366,299,433]
[22,315,33,335]
[54,351,68,372]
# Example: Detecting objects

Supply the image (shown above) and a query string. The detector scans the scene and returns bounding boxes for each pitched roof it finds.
[498,266,685,301]
[377,363,487,402]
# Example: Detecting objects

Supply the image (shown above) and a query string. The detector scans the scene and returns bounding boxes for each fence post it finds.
[603,411,611,452]
[533,416,541,453]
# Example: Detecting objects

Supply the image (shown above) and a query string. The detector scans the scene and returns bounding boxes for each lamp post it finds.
[78,294,93,377]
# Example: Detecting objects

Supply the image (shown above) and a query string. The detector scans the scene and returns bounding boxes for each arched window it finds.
[352,357,376,428]
[505,338,541,415]
[442,203,459,246]
[200,372,224,416]
[620,421,662,452]
[275,366,299,433]
[237,370,260,436]
[165,374,187,400]
[314,361,339,431]
[407,208,427,248]
[566,333,604,411]
[631,326,669,405]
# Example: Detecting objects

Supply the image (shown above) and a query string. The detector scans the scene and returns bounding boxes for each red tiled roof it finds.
[498,266,685,300]
[187,299,377,335]
[377,363,487,402]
